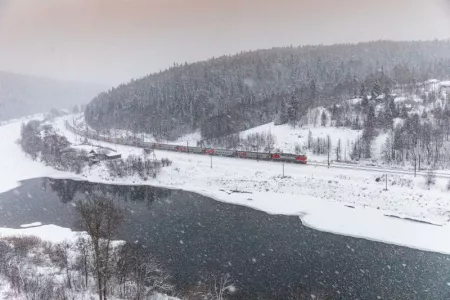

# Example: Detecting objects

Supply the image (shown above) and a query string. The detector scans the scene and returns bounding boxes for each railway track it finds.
[64,121,307,164]
[65,120,450,179]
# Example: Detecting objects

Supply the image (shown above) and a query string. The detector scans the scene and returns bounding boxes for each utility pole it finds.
[414,156,417,177]
[418,139,421,171]
[327,135,330,168]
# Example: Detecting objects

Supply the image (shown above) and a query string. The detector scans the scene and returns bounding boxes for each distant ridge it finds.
[0,71,106,121]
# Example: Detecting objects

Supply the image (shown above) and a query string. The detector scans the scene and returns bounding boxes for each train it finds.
[65,122,307,164]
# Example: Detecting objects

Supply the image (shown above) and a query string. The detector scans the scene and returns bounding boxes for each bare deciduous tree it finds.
[52,242,72,289]
[116,244,174,300]
[74,237,90,289]
[75,195,124,300]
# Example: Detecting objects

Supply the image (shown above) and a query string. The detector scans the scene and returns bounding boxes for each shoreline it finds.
[2,116,450,255]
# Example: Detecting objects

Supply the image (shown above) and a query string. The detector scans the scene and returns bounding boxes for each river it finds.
[0,178,449,299]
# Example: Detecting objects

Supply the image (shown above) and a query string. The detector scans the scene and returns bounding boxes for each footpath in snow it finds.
[2,116,450,255]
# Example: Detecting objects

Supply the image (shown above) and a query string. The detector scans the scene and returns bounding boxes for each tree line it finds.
[85,40,450,141]
[19,120,171,178]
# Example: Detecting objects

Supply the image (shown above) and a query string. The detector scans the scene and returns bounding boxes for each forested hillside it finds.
[85,40,450,141]
[0,71,105,121]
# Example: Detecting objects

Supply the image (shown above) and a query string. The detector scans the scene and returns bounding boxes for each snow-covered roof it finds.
[426,79,439,84]
[348,98,362,105]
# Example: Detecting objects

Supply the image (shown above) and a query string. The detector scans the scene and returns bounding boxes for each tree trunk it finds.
[97,276,103,300]
[84,254,88,288]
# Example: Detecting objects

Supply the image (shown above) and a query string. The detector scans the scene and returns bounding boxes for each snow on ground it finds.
[3,115,450,256]
[239,122,361,161]
[20,222,43,228]
[0,224,84,244]
[172,130,202,146]
[372,131,388,160]
[0,116,80,194]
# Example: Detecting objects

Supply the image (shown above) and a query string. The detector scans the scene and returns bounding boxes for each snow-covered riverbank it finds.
[2,116,450,255]
[0,223,178,300]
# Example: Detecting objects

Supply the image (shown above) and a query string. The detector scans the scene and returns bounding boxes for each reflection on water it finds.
[1,178,450,300]
[43,178,173,207]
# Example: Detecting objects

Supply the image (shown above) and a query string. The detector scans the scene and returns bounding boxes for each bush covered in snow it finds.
[105,155,169,180]
[0,235,176,300]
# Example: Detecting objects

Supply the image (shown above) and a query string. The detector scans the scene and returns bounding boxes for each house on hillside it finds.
[88,150,121,162]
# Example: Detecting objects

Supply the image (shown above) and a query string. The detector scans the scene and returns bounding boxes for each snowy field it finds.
[2,116,450,256]
[237,121,362,162]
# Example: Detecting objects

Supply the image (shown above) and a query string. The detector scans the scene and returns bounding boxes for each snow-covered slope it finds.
[4,115,450,255]
[238,122,361,161]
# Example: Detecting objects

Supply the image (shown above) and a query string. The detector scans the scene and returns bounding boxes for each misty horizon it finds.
[2,38,450,87]
[0,0,449,85]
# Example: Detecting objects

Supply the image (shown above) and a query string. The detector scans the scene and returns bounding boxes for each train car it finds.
[246,151,271,160]
[236,151,247,158]
[141,141,152,148]
[175,145,188,152]
[189,147,204,154]
[279,153,297,162]
[213,149,235,157]
[158,143,178,151]
[273,153,307,164]
[271,153,281,160]
[203,148,215,155]
[295,155,307,164]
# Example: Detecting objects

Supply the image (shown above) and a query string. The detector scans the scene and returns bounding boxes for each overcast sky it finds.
[0,0,449,85]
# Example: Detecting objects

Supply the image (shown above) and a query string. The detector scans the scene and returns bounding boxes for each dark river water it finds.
[0,178,450,300]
